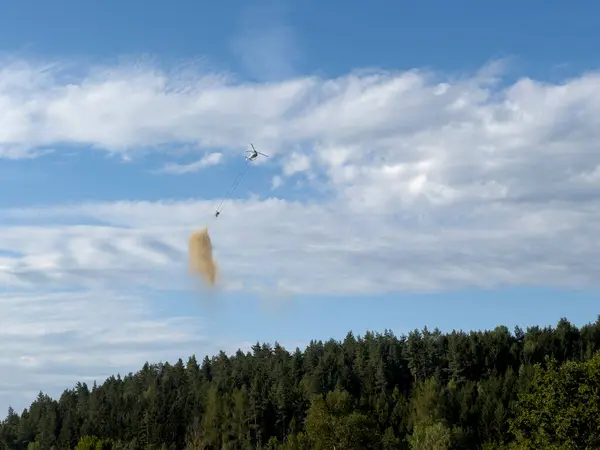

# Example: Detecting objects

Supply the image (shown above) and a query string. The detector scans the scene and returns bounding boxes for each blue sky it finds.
[1,0,600,412]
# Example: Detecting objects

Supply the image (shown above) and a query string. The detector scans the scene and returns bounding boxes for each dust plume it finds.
[188,227,218,287]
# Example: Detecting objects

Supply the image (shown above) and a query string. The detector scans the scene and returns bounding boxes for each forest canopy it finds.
[1,316,599,449]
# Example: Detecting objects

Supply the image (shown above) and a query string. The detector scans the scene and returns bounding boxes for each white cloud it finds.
[0,59,599,295]
[271,175,283,189]
[1,193,600,296]
[283,151,311,176]
[0,289,209,411]
[3,55,600,410]
[158,152,223,174]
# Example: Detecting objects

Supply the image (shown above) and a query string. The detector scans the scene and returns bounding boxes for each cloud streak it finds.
[0,289,210,411]
[1,194,600,296]
[228,0,301,81]
[0,58,599,296]
[158,152,223,174]
[2,54,600,411]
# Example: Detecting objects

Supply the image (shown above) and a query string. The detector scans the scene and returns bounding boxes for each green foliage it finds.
[75,435,101,450]
[303,389,377,449]
[75,435,117,450]
[509,350,600,449]
[0,316,599,449]
[408,421,452,450]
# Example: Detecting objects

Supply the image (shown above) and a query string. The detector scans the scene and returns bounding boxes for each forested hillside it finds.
[1,316,600,450]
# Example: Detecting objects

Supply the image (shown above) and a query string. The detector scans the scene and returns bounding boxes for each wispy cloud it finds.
[1,192,600,296]
[158,152,223,174]
[0,289,209,412]
[283,152,311,176]
[3,54,600,411]
[0,58,600,295]
[228,1,301,81]
[229,24,300,81]
[271,175,283,189]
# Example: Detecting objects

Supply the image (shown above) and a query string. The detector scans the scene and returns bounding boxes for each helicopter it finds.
[214,144,269,218]
[245,143,268,162]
